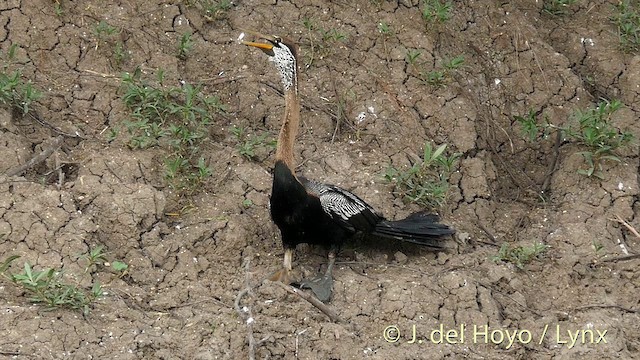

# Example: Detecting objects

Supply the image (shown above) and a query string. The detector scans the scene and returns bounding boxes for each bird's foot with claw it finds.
[268,268,295,284]
[298,273,334,302]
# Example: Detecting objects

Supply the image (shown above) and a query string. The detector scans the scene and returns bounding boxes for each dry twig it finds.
[234,255,270,360]
[270,280,347,324]
[6,136,64,177]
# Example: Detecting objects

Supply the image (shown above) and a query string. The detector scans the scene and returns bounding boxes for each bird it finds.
[241,32,454,300]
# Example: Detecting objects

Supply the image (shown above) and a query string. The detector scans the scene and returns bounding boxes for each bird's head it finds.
[240,31,299,92]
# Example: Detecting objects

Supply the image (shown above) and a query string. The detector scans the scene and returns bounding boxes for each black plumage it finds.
[272,159,454,253]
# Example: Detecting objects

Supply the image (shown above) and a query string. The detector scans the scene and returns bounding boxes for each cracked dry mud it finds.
[1,1,639,359]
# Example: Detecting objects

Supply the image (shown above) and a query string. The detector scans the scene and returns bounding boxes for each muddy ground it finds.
[0,0,639,359]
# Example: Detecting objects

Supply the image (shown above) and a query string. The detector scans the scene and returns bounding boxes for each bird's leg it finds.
[269,248,294,284]
[298,246,337,302]
[324,248,336,277]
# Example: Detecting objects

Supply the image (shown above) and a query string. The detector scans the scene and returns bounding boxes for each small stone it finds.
[394,251,408,264]
[456,232,471,244]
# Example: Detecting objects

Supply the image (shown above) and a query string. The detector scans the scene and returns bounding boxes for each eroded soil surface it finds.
[0,0,639,359]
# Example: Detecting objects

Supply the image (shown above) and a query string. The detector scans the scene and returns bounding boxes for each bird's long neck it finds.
[275,87,300,171]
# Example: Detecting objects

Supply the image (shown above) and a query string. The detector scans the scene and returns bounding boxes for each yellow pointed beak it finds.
[241,40,274,51]
[238,30,277,51]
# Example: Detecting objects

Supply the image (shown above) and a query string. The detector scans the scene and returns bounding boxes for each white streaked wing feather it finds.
[303,179,377,221]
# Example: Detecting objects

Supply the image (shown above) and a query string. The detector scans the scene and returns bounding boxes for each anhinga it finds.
[241,33,454,300]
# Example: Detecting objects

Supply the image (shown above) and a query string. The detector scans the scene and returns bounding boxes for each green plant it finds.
[53,1,64,16]
[113,41,127,67]
[515,100,633,179]
[0,44,42,114]
[419,55,464,87]
[385,143,460,209]
[93,21,129,68]
[442,55,465,71]
[320,28,347,43]
[612,0,640,53]
[111,261,129,273]
[405,49,422,66]
[301,19,348,67]
[242,198,253,208]
[515,110,538,142]
[592,239,604,255]
[565,100,633,178]
[119,68,225,196]
[94,20,119,41]
[542,0,577,16]
[0,246,124,315]
[492,243,549,269]
[421,0,452,23]
[177,32,193,60]
[202,0,232,20]
[302,18,315,32]
[80,245,108,274]
[230,126,276,160]
[378,21,392,36]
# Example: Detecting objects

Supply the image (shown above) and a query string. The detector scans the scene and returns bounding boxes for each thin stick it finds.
[6,136,64,177]
[270,281,346,324]
[572,304,638,313]
[234,255,266,360]
[476,221,498,244]
[597,254,640,263]
[199,74,247,85]
[610,215,640,239]
[541,129,562,195]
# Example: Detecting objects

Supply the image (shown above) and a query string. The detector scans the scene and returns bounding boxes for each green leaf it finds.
[111,261,128,272]
[0,255,20,273]
[432,144,447,160]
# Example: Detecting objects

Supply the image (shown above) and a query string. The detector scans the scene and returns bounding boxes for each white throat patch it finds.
[270,44,296,92]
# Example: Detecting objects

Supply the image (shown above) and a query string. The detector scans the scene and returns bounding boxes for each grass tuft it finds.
[118,68,226,196]
[492,243,549,269]
[385,142,460,209]
[612,0,640,53]
[0,246,128,315]
[516,100,633,179]
[0,44,42,114]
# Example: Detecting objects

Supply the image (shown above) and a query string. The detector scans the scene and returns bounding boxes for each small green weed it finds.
[242,198,253,208]
[201,0,232,20]
[592,239,604,256]
[424,55,464,86]
[94,20,119,40]
[405,49,422,67]
[230,126,276,160]
[612,0,640,53]
[421,0,452,24]
[566,99,633,178]
[113,41,128,67]
[320,28,347,43]
[385,143,460,209]
[542,0,577,16]
[92,21,129,68]
[301,18,348,67]
[492,243,549,269]
[177,32,193,60]
[0,44,42,114]
[516,100,633,179]
[378,21,392,36]
[119,68,225,196]
[53,1,64,16]
[0,246,126,315]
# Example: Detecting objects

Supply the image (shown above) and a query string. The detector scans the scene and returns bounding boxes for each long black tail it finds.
[372,211,454,249]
